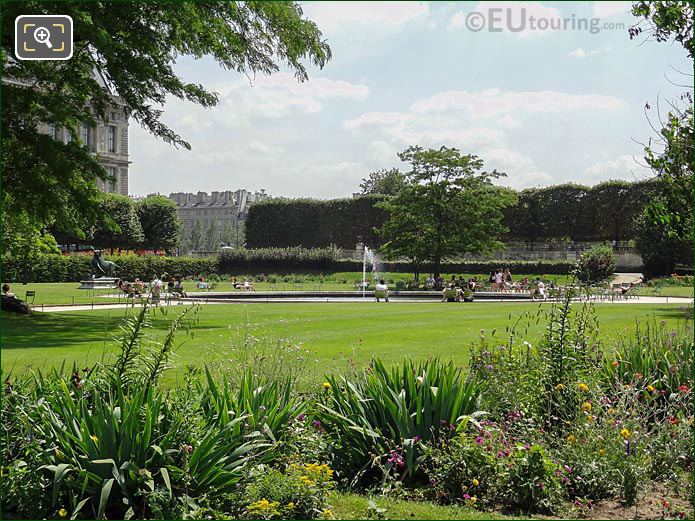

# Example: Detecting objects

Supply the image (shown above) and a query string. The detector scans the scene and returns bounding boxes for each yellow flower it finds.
[470,496,477,504]
[581,401,592,412]
[286,502,295,510]
[566,434,576,444]
[611,360,619,368]
[58,508,68,518]
[598,448,606,457]
[247,498,280,515]
[323,382,331,390]
[90,435,98,443]
[578,383,589,392]
[472,479,479,486]
[555,383,565,391]
[620,428,631,440]
[321,508,334,519]
[587,415,594,422]
[646,385,655,392]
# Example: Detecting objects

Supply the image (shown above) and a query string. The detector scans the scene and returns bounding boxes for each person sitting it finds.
[150,275,163,304]
[410,279,420,289]
[172,277,187,298]
[231,276,242,289]
[441,283,461,302]
[374,278,390,302]
[243,279,255,292]
[196,277,209,290]
[467,278,477,291]
[425,276,435,290]
[132,278,144,295]
[2,283,16,298]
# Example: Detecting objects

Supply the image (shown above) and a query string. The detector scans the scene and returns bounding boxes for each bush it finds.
[218,246,343,272]
[574,245,617,283]
[317,358,481,484]
[502,445,564,513]
[240,463,335,519]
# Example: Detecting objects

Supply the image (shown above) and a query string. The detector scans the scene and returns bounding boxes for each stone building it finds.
[29,70,131,195]
[169,189,268,250]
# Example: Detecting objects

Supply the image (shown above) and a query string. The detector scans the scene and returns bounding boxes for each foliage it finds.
[634,105,694,276]
[240,463,335,519]
[377,146,517,276]
[359,168,407,196]
[501,445,563,513]
[317,358,481,485]
[574,245,617,283]
[136,196,182,253]
[630,1,694,58]
[218,246,343,271]
[245,196,389,249]
[2,1,331,241]
[91,193,145,250]
[2,213,60,283]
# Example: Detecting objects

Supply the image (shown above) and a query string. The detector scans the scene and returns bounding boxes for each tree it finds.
[359,168,407,196]
[136,196,182,253]
[377,146,518,278]
[222,223,235,247]
[574,245,617,284]
[189,221,203,252]
[629,1,694,275]
[2,2,331,241]
[91,193,144,251]
[3,213,60,284]
[205,220,220,251]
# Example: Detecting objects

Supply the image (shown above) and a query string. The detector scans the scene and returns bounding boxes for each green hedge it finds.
[244,180,661,249]
[2,252,574,283]
[2,255,217,283]
[244,195,389,249]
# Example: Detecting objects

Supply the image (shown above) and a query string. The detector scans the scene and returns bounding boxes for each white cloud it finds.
[248,141,284,155]
[593,1,630,18]
[448,2,562,38]
[569,48,587,59]
[585,154,647,179]
[409,89,624,117]
[303,2,429,31]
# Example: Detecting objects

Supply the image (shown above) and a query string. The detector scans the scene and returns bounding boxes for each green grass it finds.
[331,493,506,520]
[2,301,689,386]
[636,285,694,298]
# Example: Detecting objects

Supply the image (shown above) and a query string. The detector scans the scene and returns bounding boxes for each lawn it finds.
[2,301,690,386]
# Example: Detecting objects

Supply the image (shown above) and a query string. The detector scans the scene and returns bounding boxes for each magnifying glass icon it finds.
[33,26,52,48]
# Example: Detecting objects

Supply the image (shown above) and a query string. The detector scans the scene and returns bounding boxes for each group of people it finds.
[231,276,255,292]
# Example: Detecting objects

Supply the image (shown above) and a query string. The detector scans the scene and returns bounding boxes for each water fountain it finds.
[362,246,382,298]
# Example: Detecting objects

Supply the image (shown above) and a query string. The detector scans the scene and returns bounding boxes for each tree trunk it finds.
[433,257,441,278]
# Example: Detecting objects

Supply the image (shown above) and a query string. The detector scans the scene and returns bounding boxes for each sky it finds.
[128,1,692,198]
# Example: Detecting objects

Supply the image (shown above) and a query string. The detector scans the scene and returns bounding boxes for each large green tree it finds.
[359,168,407,196]
[91,193,144,250]
[136,195,182,253]
[2,1,330,242]
[630,1,694,275]
[377,146,517,278]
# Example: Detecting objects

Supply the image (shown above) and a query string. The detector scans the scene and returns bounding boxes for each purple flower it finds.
[413,435,422,443]
[486,364,494,371]
[474,436,484,445]
[312,420,322,429]
[296,413,306,422]
[564,465,572,473]
[463,493,471,500]
[388,450,405,468]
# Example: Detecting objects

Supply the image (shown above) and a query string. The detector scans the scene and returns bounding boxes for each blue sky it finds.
[128,1,692,198]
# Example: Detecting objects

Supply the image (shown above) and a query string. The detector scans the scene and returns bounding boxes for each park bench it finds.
[25,290,36,309]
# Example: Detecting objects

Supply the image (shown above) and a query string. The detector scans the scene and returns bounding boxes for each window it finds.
[81,124,90,146]
[109,111,118,122]
[49,123,59,140]
[107,167,117,192]
[107,126,116,152]
[65,131,72,144]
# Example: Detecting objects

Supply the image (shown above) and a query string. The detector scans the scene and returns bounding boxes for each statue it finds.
[91,249,120,278]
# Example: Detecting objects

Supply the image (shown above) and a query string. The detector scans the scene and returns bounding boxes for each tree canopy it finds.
[377,146,517,277]
[136,195,182,253]
[359,168,407,196]
[2,1,331,243]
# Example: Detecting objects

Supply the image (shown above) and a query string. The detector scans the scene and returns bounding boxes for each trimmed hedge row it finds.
[244,195,389,249]
[2,253,574,283]
[2,255,217,283]
[244,180,662,248]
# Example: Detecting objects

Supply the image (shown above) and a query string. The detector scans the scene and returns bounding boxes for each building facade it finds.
[30,71,131,196]
[169,189,268,251]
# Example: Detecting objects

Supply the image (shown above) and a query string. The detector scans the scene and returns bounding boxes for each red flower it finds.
[679,385,690,393]
[669,417,680,425]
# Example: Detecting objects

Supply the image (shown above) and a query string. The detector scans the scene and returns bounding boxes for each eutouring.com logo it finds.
[463,8,625,35]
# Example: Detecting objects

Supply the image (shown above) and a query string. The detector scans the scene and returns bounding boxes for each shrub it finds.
[501,445,564,513]
[317,358,481,484]
[574,245,617,283]
[240,463,335,519]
